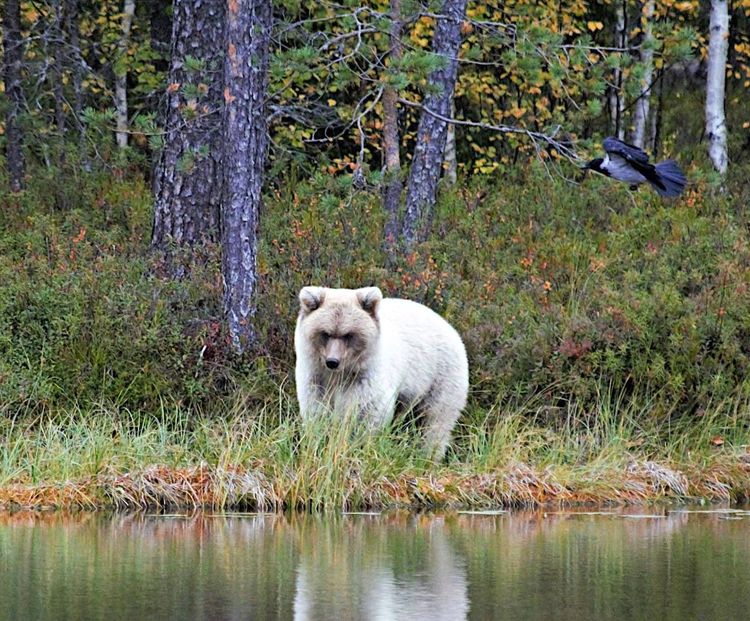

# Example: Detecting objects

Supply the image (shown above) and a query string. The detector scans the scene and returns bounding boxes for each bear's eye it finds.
[320,332,330,342]
[343,333,354,343]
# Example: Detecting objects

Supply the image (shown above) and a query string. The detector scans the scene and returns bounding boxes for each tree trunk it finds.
[149,0,172,73]
[401,0,469,247]
[66,0,87,163]
[631,0,654,149]
[706,0,729,175]
[115,0,135,149]
[152,0,225,252]
[443,98,457,186]
[222,0,272,353]
[650,71,664,155]
[382,0,403,251]
[3,0,25,192]
[609,0,626,140]
[52,0,66,136]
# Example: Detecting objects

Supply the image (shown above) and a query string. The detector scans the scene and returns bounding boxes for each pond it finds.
[2,507,750,620]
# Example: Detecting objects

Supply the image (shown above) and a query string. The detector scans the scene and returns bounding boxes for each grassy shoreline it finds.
[3,392,749,512]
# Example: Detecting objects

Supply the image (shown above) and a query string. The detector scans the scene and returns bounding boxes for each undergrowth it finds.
[4,154,750,509]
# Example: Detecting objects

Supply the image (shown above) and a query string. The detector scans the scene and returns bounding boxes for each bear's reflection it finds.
[293,515,469,621]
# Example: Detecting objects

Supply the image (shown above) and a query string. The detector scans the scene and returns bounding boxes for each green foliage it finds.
[0,170,232,415]
[6,154,750,425]
[183,55,207,72]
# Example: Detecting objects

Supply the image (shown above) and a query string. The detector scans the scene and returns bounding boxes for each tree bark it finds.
[3,0,25,192]
[382,0,403,250]
[401,0,469,248]
[650,71,664,155]
[609,0,626,140]
[705,0,729,175]
[66,0,87,162]
[149,0,172,72]
[52,0,66,136]
[115,0,135,149]
[221,0,272,353]
[443,97,457,186]
[631,0,654,149]
[152,0,225,251]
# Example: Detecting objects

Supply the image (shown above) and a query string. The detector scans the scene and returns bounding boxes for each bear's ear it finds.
[299,286,325,314]
[356,287,382,317]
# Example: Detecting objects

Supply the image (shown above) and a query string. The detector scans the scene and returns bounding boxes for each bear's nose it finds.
[325,358,340,370]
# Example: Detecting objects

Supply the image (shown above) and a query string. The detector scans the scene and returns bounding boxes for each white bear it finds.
[294,286,469,458]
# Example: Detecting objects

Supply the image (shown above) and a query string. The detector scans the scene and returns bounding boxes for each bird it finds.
[584,137,687,197]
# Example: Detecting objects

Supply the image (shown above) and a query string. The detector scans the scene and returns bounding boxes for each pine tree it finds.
[152,0,226,254]
[221,0,273,352]
[401,0,469,247]
[3,0,26,192]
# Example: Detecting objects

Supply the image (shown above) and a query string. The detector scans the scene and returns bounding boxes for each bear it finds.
[294,286,469,459]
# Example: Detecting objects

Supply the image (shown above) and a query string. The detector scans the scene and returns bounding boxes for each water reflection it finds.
[293,515,469,621]
[2,508,750,621]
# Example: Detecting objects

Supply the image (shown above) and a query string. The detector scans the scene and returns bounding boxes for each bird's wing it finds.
[603,136,661,188]
[602,137,650,165]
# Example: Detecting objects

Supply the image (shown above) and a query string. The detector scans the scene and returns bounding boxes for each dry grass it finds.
[2,458,749,512]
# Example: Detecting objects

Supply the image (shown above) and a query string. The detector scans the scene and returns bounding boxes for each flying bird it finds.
[584,137,687,197]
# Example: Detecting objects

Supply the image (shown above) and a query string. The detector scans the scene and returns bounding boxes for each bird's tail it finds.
[653,160,687,197]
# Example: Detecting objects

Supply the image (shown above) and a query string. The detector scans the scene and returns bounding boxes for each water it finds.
[2,508,750,620]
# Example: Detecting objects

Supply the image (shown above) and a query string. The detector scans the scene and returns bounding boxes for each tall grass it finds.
[2,381,749,511]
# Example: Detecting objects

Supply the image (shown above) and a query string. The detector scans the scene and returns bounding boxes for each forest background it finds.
[2,0,750,510]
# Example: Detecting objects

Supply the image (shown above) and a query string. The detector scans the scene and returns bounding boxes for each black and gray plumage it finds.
[584,137,687,197]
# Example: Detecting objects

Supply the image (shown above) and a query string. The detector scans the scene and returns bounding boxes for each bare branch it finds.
[398,96,583,165]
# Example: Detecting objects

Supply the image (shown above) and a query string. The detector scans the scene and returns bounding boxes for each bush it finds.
[5,158,750,424]
[0,172,234,414]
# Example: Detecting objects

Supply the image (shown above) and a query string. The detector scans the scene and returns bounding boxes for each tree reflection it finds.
[2,508,750,621]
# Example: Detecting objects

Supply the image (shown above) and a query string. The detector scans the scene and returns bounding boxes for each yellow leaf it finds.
[675,1,696,11]
[587,21,604,32]
[327,99,336,107]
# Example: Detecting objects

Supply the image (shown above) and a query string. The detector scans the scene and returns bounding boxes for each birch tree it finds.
[705,0,729,175]
[152,0,226,253]
[631,0,654,149]
[609,1,627,140]
[401,0,469,247]
[222,0,273,352]
[115,0,136,149]
[3,0,25,192]
[443,98,457,186]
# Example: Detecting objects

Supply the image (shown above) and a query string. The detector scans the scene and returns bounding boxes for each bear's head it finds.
[297,286,382,374]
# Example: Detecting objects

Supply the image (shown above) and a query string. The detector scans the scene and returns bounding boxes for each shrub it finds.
[5,159,750,426]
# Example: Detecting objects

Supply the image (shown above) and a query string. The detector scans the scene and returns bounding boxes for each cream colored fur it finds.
[294,286,469,459]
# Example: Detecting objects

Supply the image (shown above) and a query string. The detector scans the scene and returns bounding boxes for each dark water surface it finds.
[2,507,750,620]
